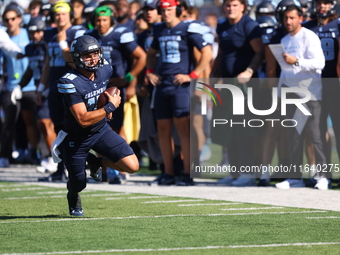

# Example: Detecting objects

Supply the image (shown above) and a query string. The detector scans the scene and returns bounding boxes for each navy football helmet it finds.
[69,35,104,72]
[27,16,46,32]
[256,0,277,21]
[312,0,337,18]
[258,15,278,28]
[276,0,303,23]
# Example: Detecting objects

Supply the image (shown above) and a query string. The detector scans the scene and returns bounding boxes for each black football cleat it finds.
[69,207,84,217]
[177,174,194,186]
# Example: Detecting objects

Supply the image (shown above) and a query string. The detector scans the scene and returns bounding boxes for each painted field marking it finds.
[306,216,340,219]
[219,207,284,211]
[3,193,130,200]
[142,200,205,204]
[106,196,166,200]
[0,210,326,224]
[178,203,243,207]
[37,191,126,195]
[2,187,47,192]
[1,242,340,254]
[0,184,27,188]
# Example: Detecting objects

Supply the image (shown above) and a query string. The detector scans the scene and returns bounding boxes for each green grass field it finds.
[1,181,340,255]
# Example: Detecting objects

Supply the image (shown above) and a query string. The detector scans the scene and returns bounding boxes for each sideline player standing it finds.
[54,35,139,216]
[146,0,212,185]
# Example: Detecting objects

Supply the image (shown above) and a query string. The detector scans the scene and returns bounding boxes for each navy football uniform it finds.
[216,15,262,78]
[44,25,86,82]
[25,42,49,119]
[86,26,139,130]
[151,20,210,119]
[57,59,134,195]
[85,27,138,78]
[57,60,112,134]
[303,18,340,161]
[25,42,46,86]
[151,20,209,79]
[44,25,86,127]
[116,19,135,31]
[261,25,287,45]
[303,19,339,78]
[137,27,162,75]
[137,29,153,53]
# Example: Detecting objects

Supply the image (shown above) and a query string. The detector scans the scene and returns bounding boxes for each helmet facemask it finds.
[70,35,104,72]
[78,48,104,72]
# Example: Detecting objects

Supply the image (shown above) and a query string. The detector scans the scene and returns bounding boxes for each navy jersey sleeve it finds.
[24,44,30,56]
[118,29,137,53]
[244,17,262,42]
[216,18,226,39]
[187,22,210,51]
[150,24,161,50]
[57,75,83,108]
[43,27,56,43]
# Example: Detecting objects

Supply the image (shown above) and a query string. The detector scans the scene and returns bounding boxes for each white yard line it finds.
[106,196,166,200]
[3,193,130,200]
[37,190,91,194]
[306,216,340,219]
[141,200,205,204]
[0,184,28,188]
[219,207,283,211]
[1,242,340,254]
[2,187,46,192]
[0,210,326,224]
[178,203,243,206]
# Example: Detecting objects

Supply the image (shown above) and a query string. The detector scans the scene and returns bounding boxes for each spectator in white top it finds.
[0,29,21,58]
[275,4,330,190]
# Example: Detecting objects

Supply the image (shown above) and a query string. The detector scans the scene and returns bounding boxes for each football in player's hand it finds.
[97,86,119,109]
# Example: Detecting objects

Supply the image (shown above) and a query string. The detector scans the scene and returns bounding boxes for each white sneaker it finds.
[200,144,212,162]
[43,157,58,173]
[216,175,235,186]
[36,157,58,174]
[231,174,256,187]
[275,178,305,189]
[0,157,9,168]
[314,177,331,190]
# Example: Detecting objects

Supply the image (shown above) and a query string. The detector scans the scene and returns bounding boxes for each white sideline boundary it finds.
[141,200,205,204]
[306,216,340,219]
[2,187,46,192]
[177,203,243,206]
[1,242,340,255]
[0,210,326,224]
[32,182,340,212]
[106,196,166,200]
[2,167,340,211]
[219,207,283,211]
[3,193,130,200]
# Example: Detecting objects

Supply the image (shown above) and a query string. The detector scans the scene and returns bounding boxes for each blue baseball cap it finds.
[144,0,159,9]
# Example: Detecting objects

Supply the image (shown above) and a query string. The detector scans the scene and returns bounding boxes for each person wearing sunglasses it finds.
[0,3,38,168]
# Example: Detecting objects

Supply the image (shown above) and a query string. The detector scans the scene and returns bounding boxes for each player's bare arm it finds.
[174,45,213,85]
[130,46,147,78]
[57,30,76,69]
[146,47,161,85]
[70,89,121,128]
[238,37,264,83]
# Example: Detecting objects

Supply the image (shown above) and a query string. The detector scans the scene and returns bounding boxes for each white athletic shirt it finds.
[279,27,325,101]
[0,28,21,58]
